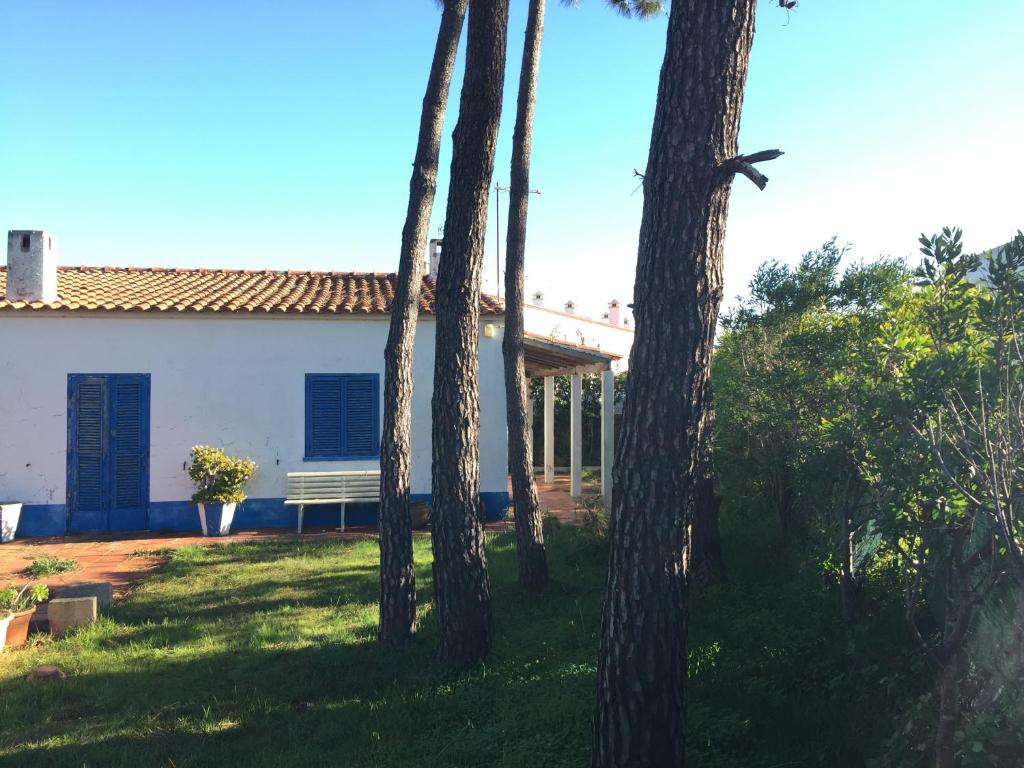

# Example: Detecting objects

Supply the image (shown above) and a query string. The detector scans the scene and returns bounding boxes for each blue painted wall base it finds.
[15,492,510,539]
[13,505,66,538]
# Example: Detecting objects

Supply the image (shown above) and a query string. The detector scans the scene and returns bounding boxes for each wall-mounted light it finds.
[484,323,496,338]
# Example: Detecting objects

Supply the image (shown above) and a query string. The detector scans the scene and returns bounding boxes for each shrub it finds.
[579,495,609,540]
[24,556,77,577]
[186,445,257,504]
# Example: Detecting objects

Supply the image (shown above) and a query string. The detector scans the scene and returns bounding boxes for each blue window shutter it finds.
[73,378,106,512]
[305,373,379,459]
[306,375,343,458]
[111,377,148,510]
[343,375,378,457]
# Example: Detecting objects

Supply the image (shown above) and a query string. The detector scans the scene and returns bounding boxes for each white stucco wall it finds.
[523,304,634,371]
[0,312,508,506]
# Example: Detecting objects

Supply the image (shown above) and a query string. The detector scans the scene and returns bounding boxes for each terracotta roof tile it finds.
[0,266,504,316]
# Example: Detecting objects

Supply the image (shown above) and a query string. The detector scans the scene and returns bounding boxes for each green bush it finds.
[24,555,77,577]
[186,445,257,504]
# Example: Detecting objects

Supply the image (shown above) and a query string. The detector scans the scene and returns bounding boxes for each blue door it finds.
[67,374,150,532]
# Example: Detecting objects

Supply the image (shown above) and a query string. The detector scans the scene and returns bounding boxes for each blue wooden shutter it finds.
[110,376,149,514]
[342,375,378,457]
[306,375,343,458]
[73,378,106,514]
[305,374,379,459]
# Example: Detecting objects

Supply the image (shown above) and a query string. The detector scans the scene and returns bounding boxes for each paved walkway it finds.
[0,475,596,598]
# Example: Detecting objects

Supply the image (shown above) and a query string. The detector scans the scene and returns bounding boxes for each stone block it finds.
[47,597,97,636]
[52,582,113,610]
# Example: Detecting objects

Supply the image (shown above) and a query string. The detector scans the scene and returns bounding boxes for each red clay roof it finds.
[0,266,504,316]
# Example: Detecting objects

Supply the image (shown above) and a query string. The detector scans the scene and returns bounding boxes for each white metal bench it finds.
[284,470,381,533]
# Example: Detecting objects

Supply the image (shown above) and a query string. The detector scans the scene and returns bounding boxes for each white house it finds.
[0,230,513,537]
[523,291,634,372]
[517,284,635,501]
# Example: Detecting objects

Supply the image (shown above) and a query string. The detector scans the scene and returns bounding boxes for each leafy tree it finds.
[378,0,468,649]
[917,232,1024,588]
[866,229,1024,767]
[709,227,1023,766]
[715,240,908,620]
[430,0,510,664]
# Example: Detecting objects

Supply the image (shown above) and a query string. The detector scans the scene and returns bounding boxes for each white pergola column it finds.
[527,389,535,462]
[601,368,614,505]
[571,373,583,497]
[544,376,555,483]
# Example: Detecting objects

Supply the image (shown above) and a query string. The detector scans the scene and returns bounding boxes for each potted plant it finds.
[187,445,257,536]
[0,583,48,649]
[0,501,22,543]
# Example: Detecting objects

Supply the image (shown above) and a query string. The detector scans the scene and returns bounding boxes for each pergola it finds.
[523,332,620,502]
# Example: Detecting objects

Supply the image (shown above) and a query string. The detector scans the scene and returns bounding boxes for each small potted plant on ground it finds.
[0,583,48,649]
[0,501,23,543]
[187,445,257,536]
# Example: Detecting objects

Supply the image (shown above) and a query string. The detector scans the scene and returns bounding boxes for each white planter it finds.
[0,614,11,651]
[197,502,237,536]
[0,502,22,544]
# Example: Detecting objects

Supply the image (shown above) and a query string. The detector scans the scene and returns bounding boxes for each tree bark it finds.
[378,0,468,649]
[934,651,960,768]
[838,503,855,625]
[592,2,758,766]
[503,0,548,592]
[689,383,725,589]
[430,0,510,664]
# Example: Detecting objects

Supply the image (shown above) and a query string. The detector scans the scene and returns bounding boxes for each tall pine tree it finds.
[430,0,511,664]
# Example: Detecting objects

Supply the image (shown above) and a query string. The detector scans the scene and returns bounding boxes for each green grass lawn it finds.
[0,526,608,768]
[0,518,921,768]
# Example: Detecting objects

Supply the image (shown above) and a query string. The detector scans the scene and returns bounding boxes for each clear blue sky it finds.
[3,0,1021,317]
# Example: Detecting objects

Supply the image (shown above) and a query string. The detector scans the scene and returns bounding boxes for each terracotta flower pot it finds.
[4,608,35,648]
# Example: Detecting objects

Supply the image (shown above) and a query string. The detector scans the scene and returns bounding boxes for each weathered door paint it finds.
[67,374,150,532]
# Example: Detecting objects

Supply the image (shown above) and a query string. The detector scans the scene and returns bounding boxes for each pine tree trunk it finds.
[430,0,510,664]
[934,652,961,768]
[502,0,548,592]
[689,384,725,589]
[592,2,757,765]
[378,0,468,649]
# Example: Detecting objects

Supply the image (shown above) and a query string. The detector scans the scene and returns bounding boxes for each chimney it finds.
[607,299,621,326]
[6,231,58,303]
[531,290,544,307]
[564,300,575,315]
[428,238,443,280]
